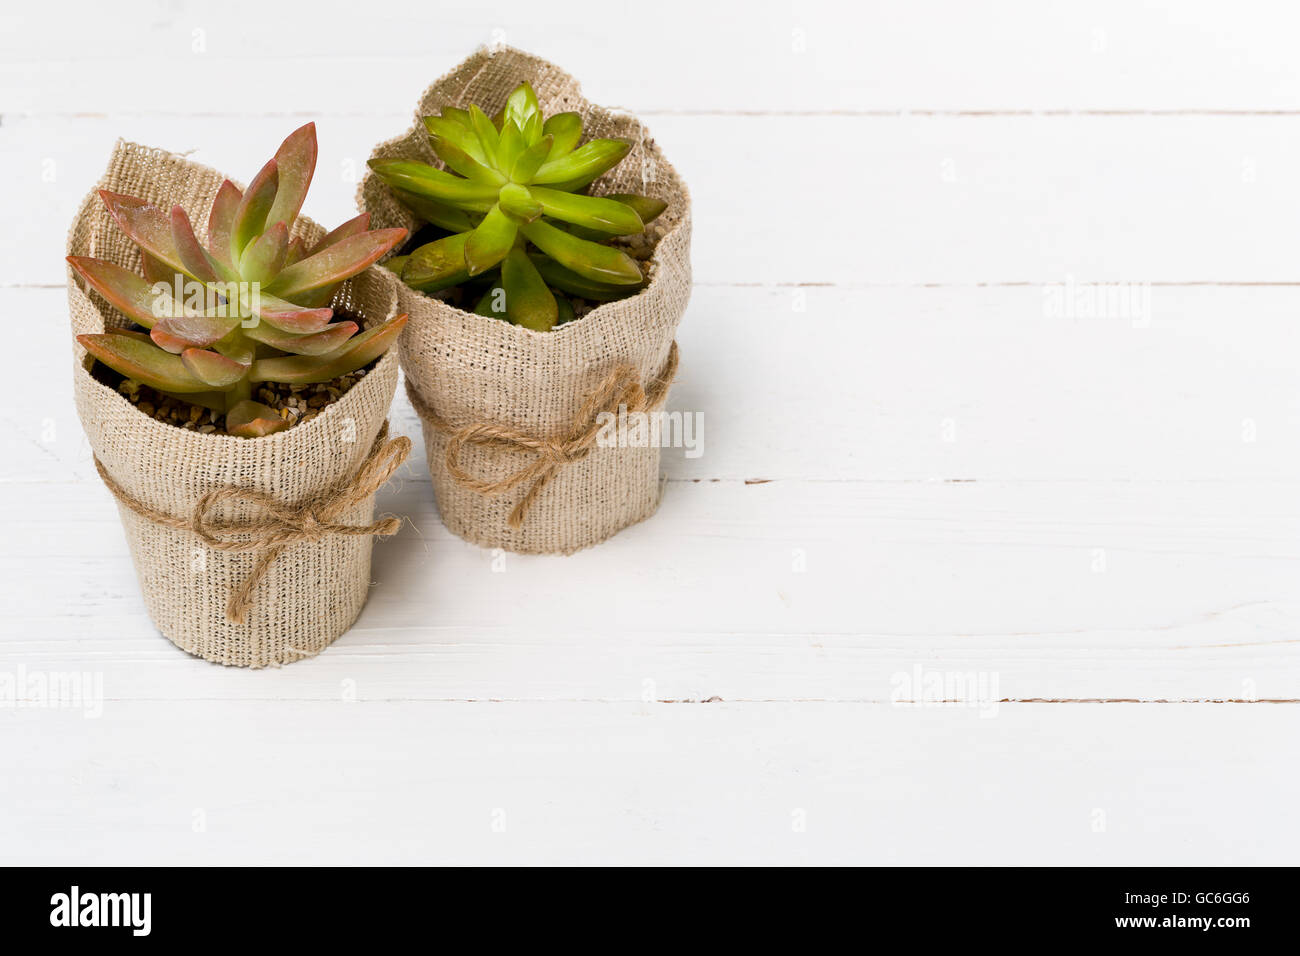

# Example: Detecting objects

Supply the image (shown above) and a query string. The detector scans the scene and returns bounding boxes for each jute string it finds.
[406,341,680,530]
[92,422,411,624]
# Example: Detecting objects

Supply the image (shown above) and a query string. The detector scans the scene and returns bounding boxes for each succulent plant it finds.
[368,82,666,332]
[71,124,409,437]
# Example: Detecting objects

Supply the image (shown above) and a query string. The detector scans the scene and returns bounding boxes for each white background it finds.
[2,1,1299,864]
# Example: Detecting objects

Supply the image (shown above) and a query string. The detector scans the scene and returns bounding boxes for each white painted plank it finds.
[4,1,1298,868]
[12,285,1299,484]
[3,477,1297,701]
[2,701,1296,865]
[3,1,1300,114]
[4,114,1298,287]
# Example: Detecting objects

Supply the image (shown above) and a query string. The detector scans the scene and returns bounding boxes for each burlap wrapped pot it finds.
[359,46,692,555]
[69,141,408,668]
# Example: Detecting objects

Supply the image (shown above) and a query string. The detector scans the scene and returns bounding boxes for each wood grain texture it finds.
[3,702,1297,865]
[3,1,1300,113]
[3,114,1299,286]
[8,285,1297,483]
[1,0,1297,865]
[3,477,1297,701]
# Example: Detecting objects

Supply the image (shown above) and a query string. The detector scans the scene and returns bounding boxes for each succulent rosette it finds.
[369,82,666,331]
[70,123,409,437]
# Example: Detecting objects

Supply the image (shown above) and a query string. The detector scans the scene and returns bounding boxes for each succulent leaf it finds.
[250,314,408,384]
[528,253,646,301]
[265,228,406,300]
[241,290,333,334]
[181,348,249,387]
[77,333,212,393]
[226,400,290,438]
[520,219,642,285]
[390,188,476,232]
[401,233,472,292]
[67,256,172,329]
[423,115,489,165]
[244,320,359,355]
[501,247,557,331]
[463,205,517,276]
[497,183,543,222]
[230,159,279,259]
[312,213,371,252]
[239,220,289,285]
[510,135,553,184]
[521,113,544,148]
[206,181,243,271]
[141,252,177,285]
[101,328,155,343]
[529,186,643,235]
[264,122,317,231]
[147,325,196,354]
[532,139,630,188]
[169,206,223,282]
[215,338,255,367]
[541,112,583,159]
[468,105,500,166]
[431,135,505,184]
[151,312,240,352]
[609,194,668,225]
[496,121,526,174]
[503,82,541,129]
[441,107,472,129]
[284,235,308,266]
[367,159,498,211]
[554,293,576,325]
[473,281,507,318]
[566,193,668,240]
[99,192,190,278]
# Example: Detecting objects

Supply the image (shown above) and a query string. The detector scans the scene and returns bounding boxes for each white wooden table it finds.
[2,1,1298,865]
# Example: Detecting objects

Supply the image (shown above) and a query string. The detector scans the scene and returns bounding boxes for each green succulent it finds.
[71,124,409,437]
[368,82,666,332]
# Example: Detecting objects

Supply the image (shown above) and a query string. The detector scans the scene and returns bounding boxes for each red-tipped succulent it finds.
[72,124,408,437]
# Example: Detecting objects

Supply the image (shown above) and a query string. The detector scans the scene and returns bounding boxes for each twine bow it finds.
[407,341,679,529]
[94,422,411,625]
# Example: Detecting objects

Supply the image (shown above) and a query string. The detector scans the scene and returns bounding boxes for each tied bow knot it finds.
[94,422,411,624]
[408,342,679,530]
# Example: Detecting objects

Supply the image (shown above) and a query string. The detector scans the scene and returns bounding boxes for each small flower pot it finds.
[69,141,407,668]
[359,47,692,555]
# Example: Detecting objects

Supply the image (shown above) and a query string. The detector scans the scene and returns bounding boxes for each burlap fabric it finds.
[69,141,404,668]
[359,47,692,554]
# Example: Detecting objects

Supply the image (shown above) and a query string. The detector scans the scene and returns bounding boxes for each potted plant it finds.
[359,47,691,555]
[68,124,412,667]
